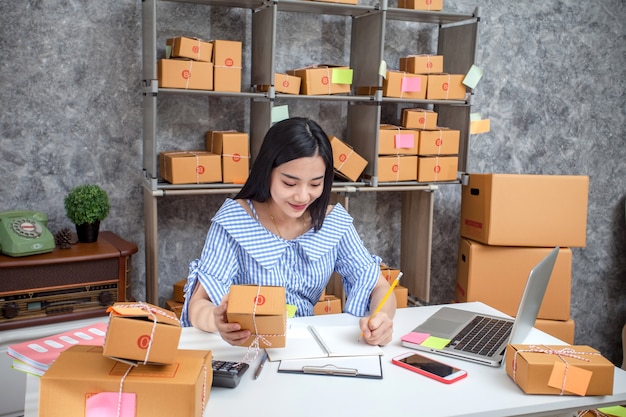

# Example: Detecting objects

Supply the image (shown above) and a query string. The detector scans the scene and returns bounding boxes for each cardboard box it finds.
[460,173,589,247]
[103,302,182,365]
[173,279,187,303]
[402,108,438,130]
[399,55,444,74]
[383,70,427,99]
[212,40,242,92]
[206,130,250,184]
[535,318,575,344]
[330,136,368,182]
[394,285,409,308]
[288,66,352,95]
[505,344,614,396]
[160,151,222,184]
[40,346,211,417]
[455,239,572,321]
[170,36,213,62]
[377,155,418,182]
[417,155,458,182]
[417,128,460,155]
[397,0,443,11]
[158,59,213,90]
[314,295,342,315]
[166,299,184,319]
[257,73,301,95]
[380,264,402,283]
[378,125,419,155]
[426,74,466,100]
[227,285,287,348]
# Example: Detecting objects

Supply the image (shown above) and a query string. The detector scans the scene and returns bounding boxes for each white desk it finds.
[23,302,626,417]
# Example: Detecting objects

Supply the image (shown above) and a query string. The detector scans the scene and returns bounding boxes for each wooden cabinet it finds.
[141,0,480,304]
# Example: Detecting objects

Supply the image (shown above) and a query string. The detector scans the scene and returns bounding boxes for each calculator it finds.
[212,360,249,388]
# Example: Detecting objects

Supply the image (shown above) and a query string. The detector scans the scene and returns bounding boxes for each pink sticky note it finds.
[394,133,415,149]
[86,392,136,417]
[401,332,430,345]
[401,77,421,92]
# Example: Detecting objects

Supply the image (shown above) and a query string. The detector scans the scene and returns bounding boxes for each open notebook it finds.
[265,324,383,362]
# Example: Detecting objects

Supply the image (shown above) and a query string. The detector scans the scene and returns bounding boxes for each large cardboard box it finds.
[505,344,614,396]
[417,128,460,155]
[426,74,466,100]
[212,39,242,92]
[402,108,438,130]
[103,302,182,365]
[330,136,368,182]
[288,65,352,95]
[377,155,418,182]
[399,55,444,74]
[397,0,443,11]
[383,70,427,99]
[227,285,287,348]
[394,285,409,308]
[417,155,458,182]
[173,279,187,303]
[455,239,572,321]
[40,346,211,417]
[206,130,250,184]
[378,124,419,155]
[160,151,222,184]
[535,318,575,344]
[460,173,589,247]
[158,59,213,90]
[170,36,213,62]
[257,73,301,95]
[314,295,342,315]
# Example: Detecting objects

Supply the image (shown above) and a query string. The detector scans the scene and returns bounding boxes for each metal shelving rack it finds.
[141,0,480,304]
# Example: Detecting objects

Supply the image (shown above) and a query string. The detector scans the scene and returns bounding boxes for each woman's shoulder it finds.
[213,198,254,223]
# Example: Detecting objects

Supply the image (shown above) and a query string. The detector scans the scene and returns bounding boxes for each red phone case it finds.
[392,353,468,384]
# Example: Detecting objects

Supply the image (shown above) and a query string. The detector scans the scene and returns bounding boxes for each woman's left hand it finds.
[359,311,394,346]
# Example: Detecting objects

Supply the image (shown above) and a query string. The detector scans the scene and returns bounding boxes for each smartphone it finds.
[392,352,467,384]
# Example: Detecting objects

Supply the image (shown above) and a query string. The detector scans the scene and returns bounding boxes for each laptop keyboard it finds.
[448,316,513,357]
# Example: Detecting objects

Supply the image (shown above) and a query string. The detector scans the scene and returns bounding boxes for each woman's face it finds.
[270,155,326,218]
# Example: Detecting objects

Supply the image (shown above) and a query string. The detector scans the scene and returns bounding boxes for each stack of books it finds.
[7,322,108,376]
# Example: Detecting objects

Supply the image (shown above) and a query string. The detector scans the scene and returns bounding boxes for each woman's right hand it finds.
[213,295,251,346]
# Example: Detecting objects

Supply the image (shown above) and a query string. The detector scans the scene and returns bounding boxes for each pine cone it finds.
[54,227,75,249]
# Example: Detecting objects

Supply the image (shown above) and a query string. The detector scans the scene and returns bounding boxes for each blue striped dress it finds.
[180,198,381,326]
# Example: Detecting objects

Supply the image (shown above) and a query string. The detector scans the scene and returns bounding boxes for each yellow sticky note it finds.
[598,406,626,417]
[421,336,450,350]
[286,304,297,318]
[379,60,387,78]
[271,105,289,124]
[463,64,483,89]
[547,361,593,396]
[332,68,353,85]
[470,118,490,134]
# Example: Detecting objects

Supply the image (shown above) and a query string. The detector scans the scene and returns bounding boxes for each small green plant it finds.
[64,184,110,225]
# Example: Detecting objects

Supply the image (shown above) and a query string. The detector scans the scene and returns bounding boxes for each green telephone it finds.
[0,210,56,257]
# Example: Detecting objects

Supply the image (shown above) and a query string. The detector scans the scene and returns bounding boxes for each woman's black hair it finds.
[235,117,333,231]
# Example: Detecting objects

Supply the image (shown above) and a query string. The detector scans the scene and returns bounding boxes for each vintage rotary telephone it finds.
[0,210,55,257]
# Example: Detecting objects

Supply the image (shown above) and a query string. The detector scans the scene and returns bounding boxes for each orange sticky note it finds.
[470,119,490,134]
[547,361,593,396]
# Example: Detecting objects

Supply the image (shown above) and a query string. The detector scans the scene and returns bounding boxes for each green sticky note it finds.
[421,336,450,350]
[463,64,484,89]
[598,406,626,417]
[379,60,387,78]
[286,304,297,318]
[470,112,482,121]
[332,68,353,85]
[271,105,289,124]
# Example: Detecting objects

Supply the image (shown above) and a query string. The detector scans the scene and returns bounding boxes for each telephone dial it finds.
[0,210,56,257]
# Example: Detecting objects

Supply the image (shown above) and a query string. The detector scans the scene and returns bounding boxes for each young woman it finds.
[181,117,396,346]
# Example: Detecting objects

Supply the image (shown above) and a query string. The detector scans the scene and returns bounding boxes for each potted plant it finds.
[64,184,110,243]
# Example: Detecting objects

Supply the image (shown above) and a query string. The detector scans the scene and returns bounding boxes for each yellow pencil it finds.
[361,272,403,339]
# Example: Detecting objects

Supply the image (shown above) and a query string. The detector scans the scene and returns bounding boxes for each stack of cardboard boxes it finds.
[39,302,212,416]
[455,173,590,344]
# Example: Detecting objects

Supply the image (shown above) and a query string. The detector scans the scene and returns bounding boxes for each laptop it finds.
[401,246,560,367]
